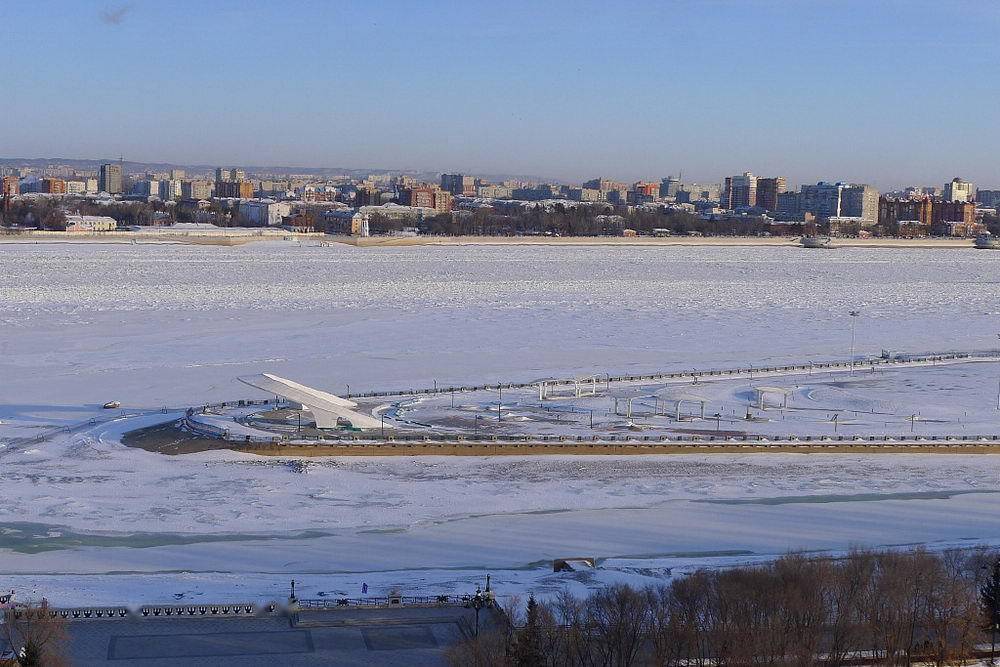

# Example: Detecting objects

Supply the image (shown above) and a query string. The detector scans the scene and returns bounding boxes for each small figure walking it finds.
[362,582,368,595]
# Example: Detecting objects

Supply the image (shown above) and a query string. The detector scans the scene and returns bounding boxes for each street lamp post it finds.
[473,586,483,636]
[848,310,860,375]
[468,578,491,637]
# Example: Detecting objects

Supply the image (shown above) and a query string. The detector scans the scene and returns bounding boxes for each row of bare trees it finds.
[449,548,1000,667]
[0,196,227,230]
[369,207,780,238]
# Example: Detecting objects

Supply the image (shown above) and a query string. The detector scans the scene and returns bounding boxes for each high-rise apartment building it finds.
[215,181,254,198]
[41,178,67,194]
[99,163,123,194]
[399,187,453,212]
[975,189,1000,207]
[943,177,974,202]
[400,186,436,209]
[440,174,475,196]
[355,186,383,207]
[932,200,975,226]
[776,191,801,218]
[433,190,453,213]
[181,180,213,200]
[840,184,879,223]
[659,176,681,198]
[214,167,253,198]
[633,182,660,198]
[721,172,757,209]
[878,196,934,230]
[169,169,186,180]
[2,176,20,196]
[799,182,845,218]
[755,177,787,212]
[159,180,182,201]
[132,180,161,198]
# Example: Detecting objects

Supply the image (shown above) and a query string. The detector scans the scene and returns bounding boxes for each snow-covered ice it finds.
[2,242,1000,606]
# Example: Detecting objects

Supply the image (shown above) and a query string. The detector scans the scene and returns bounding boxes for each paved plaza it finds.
[59,605,498,666]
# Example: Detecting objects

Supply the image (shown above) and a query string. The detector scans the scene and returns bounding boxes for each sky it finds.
[2,0,999,189]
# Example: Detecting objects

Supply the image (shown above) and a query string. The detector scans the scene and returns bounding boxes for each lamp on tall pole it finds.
[848,310,860,375]
[468,580,490,637]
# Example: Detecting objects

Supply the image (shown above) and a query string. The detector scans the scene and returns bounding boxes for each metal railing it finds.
[298,595,458,609]
[7,602,277,621]
[170,349,1000,448]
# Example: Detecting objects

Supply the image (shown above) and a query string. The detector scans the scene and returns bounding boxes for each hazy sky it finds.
[2,1,999,189]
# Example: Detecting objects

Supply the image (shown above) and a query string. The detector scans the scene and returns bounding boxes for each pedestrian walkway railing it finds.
[214,430,1000,446]
[298,595,458,609]
[7,602,278,621]
[337,350,1000,400]
[167,348,1000,448]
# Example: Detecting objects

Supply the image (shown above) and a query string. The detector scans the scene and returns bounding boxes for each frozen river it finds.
[2,241,999,411]
[1,241,999,606]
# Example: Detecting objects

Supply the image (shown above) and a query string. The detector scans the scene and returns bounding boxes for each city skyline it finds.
[3,1,1000,189]
[1,155,996,196]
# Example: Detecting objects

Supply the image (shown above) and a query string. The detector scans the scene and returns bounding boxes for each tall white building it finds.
[943,178,974,202]
[65,180,87,195]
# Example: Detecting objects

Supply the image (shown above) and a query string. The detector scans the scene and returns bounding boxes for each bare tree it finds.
[2,602,69,667]
[447,548,996,666]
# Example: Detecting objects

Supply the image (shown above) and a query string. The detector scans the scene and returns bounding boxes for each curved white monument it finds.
[238,373,383,430]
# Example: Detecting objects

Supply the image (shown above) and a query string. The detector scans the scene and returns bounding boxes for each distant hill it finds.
[0,157,553,183]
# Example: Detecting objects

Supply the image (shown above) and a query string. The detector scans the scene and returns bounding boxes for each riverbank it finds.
[334,234,975,249]
[120,420,1000,457]
[0,231,978,248]
[0,229,322,245]
[234,441,1000,456]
